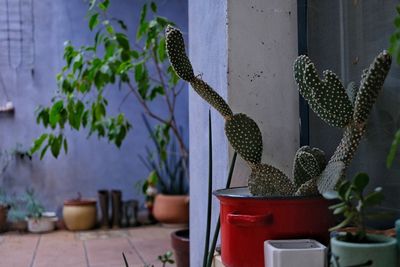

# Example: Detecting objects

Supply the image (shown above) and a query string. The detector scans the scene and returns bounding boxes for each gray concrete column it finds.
[189,0,299,266]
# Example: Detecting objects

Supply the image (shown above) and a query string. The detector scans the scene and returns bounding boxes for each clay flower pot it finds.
[153,194,189,225]
[63,197,97,231]
[171,229,190,267]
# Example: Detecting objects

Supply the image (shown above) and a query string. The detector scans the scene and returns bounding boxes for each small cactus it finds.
[293,146,326,188]
[166,25,391,197]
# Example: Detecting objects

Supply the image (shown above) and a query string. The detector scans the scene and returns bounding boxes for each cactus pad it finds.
[225,113,263,164]
[294,56,353,128]
[190,77,233,119]
[295,178,319,196]
[165,25,195,81]
[346,82,358,104]
[293,146,326,188]
[353,51,392,124]
[249,163,296,196]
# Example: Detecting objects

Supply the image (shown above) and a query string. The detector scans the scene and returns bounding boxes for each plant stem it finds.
[203,111,213,267]
[206,152,237,267]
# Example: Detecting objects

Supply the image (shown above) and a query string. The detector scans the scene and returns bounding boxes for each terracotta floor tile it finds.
[131,238,174,264]
[33,232,87,267]
[0,233,38,267]
[0,226,175,267]
[85,237,142,266]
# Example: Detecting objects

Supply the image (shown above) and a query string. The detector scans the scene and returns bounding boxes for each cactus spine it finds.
[166,25,391,197]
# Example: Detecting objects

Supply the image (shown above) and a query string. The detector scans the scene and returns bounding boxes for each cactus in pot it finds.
[165,25,392,197]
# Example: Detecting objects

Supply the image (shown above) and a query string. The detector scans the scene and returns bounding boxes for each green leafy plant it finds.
[25,188,44,219]
[123,251,175,267]
[139,116,187,195]
[30,0,187,171]
[387,5,400,168]
[7,194,28,222]
[329,173,384,243]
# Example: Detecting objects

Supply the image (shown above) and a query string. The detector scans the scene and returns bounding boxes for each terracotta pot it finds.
[0,205,8,232]
[153,194,189,224]
[63,198,97,231]
[171,229,190,267]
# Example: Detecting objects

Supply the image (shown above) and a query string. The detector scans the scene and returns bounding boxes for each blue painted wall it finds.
[0,0,188,212]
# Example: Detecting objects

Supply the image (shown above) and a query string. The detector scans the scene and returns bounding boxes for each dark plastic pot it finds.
[171,229,190,267]
[214,187,334,267]
[0,205,9,232]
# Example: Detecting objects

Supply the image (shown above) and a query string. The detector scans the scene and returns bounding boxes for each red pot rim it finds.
[213,186,325,200]
[64,198,96,206]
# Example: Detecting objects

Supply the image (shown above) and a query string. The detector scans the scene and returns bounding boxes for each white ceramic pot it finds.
[26,212,57,233]
[264,239,327,267]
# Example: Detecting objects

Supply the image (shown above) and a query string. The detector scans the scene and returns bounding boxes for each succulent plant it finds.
[166,25,391,197]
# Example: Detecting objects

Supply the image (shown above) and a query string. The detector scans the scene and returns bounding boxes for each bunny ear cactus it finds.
[294,51,392,194]
[166,25,392,197]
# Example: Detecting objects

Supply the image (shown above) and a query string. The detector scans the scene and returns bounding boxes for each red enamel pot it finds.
[214,187,334,267]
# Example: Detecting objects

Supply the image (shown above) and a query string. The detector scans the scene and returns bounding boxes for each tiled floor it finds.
[0,225,179,267]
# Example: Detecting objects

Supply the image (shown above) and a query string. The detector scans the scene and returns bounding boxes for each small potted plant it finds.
[25,189,57,233]
[329,173,397,267]
[7,194,28,232]
[140,117,189,225]
[0,190,9,232]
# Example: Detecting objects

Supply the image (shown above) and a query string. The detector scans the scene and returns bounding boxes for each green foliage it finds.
[387,7,400,168]
[123,251,175,267]
[387,129,400,167]
[139,116,188,195]
[25,188,44,219]
[389,5,400,64]
[158,251,175,266]
[31,0,186,163]
[329,173,384,243]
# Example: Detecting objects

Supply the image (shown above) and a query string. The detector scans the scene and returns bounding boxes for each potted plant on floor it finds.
[140,116,189,225]
[329,173,397,267]
[165,26,392,267]
[0,189,9,232]
[25,189,57,233]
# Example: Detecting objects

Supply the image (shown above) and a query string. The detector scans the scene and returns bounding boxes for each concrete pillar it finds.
[189,0,299,266]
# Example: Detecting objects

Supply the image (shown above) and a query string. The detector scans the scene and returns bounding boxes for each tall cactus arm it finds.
[353,50,392,124]
[190,77,233,119]
[329,124,366,167]
[317,161,346,194]
[165,25,195,82]
[317,51,392,194]
[249,163,296,196]
[166,26,234,119]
